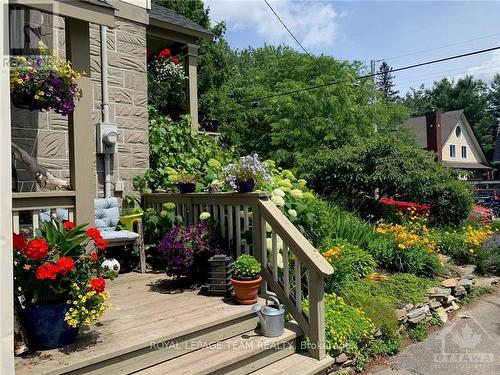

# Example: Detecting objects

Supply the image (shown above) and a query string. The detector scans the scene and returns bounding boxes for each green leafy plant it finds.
[303,293,374,360]
[321,239,376,293]
[365,334,403,357]
[121,192,143,216]
[233,254,261,279]
[461,286,494,304]
[173,170,198,184]
[408,321,429,342]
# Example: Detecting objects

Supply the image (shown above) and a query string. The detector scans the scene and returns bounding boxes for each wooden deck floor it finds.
[15,273,257,375]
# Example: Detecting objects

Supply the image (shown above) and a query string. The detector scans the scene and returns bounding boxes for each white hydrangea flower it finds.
[298,179,307,186]
[199,212,211,220]
[272,188,286,197]
[291,189,303,199]
[288,209,298,218]
[271,195,285,207]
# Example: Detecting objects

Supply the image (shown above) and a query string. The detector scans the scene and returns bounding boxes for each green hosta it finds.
[303,293,374,358]
[233,254,261,278]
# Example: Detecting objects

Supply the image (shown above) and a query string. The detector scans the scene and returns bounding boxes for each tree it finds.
[489,73,500,132]
[376,61,399,101]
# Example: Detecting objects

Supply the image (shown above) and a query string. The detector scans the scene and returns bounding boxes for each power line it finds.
[263,0,314,60]
[247,46,500,103]
[381,32,500,61]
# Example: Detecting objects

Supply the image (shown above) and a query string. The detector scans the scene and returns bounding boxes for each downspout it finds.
[101,25,112,198]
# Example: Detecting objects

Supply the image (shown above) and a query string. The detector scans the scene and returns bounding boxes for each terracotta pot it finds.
[230,276,262,304]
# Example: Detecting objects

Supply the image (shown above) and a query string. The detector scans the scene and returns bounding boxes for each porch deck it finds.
[15,273,261,375]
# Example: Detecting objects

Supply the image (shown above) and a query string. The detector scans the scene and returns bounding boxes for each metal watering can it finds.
[251,296,285,337]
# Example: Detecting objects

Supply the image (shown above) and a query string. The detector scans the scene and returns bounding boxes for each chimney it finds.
[425,111,442,161]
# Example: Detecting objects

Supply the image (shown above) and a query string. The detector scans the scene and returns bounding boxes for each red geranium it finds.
[24,239,48,260]
[95,238,108,252]
[36,262,59,280]
[172,58,180,65]
[85,227,101,240]
[90,252,99,262]
[13,232,27,251]
[89,277,106,293]
[63,221,76,231]
[56,256,75,275]
[158,48,171,58]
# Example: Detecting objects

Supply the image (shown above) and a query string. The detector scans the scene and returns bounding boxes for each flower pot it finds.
[235,179,255,193]
[231,275,262,304]
[177,182,196,194]
[119,212,143,231]
[24,303,79,349]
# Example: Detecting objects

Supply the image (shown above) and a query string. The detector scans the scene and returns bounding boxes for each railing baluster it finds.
[235,204,241,258]
[283,244,290,297]
[68,208,74,222]
[271,231,278,281]
[227,205,233,251]
[219,204,226,240]
[194,203,199,222]
[12,211,20,233]
[295,257,301,309]
[32,210,39,232]
[243,206,249,254]
[182,204,187,223]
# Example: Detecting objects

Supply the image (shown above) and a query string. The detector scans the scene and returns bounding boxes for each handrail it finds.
[12,191,77,211]
[142,192,332,360]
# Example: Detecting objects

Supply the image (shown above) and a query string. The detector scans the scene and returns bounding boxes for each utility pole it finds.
[371,59,380,200]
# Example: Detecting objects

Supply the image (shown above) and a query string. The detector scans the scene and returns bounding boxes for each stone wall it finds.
[11,12,149,196]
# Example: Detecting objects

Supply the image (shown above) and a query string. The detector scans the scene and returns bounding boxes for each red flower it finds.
[13,232,27,251]
[89,277,106,293]
[172,58,180,65]
[95,238,108,252]
[36,262,58,280]
[56,256,74,275]
[63,221,76,231]
[90,252,99,262]
[24,239,48,260]
[158,48,171,58]
[85,227,101,240]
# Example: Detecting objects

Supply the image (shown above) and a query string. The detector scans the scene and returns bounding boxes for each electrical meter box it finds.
[97,122,118,154]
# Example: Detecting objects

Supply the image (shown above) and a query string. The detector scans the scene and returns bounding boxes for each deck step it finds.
[68,313,260,375]
[249,352,334,375]
[134,322,302,375]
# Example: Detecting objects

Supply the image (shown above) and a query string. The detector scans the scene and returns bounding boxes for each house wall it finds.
[441,118,483,164]
[11,11,149,195]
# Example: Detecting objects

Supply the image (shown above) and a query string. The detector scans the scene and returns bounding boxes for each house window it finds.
[462,146,467,158]
[450,145,456,158]
[456,125,462,138]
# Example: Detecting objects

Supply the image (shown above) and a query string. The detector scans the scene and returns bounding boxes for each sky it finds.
[204,0,500,95]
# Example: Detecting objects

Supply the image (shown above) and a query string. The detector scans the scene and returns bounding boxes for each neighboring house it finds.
[401,110,493,180]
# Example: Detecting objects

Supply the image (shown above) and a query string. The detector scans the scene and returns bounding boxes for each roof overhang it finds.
[442,161,494,170]
[11,0,115,28]
[148,18,213,40]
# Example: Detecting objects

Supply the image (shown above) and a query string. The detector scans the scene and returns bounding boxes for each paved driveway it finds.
[368,289,500,375]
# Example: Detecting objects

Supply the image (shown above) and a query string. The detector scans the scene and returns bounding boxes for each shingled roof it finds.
[401,109,464,148]
[149,4,213,39]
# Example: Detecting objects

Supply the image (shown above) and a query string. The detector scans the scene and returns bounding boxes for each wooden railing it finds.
[142,192,334,360]
[12,192,76,236]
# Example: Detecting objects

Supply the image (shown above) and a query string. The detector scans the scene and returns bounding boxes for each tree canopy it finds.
[376,61,399,102]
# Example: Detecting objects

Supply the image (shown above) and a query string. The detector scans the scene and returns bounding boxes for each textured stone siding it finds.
[11,14,149,195]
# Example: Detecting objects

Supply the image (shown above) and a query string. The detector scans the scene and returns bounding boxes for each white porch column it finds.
[182,43,199,135]
[0,0,14,372]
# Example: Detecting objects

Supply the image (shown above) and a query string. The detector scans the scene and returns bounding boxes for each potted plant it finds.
[230,254,262,304]
[13,219,111,349]
[222,154,271,193]
[10,41,82,115]
[119,192,143,231]
[173,171,198,194]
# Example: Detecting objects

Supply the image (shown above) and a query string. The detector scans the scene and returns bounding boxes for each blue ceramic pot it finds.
[236,179,255,193]
[177,183,196,194]
[25,303,79,349]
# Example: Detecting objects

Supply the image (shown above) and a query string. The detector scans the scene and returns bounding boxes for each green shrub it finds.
[321,239,376,293]
[397,243,444,276]
[303,293,374,358]
[437,231,466,259]
[366,236,397,269]
[365,333,403,357]
[428,179,474,227]
[408,321,429,342]
[341,273,438,308]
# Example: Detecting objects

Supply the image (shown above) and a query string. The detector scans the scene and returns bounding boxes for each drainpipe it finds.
[101,25,112,198]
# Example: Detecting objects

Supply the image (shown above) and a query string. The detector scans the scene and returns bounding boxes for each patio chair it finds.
[94,197,146,273]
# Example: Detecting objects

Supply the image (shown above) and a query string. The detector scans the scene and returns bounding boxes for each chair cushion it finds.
[95,197,120,231]
[39,208,69,222]
[100,229,139,242]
